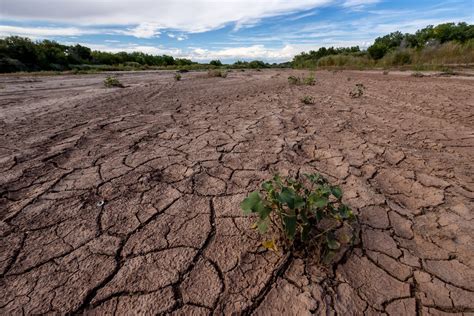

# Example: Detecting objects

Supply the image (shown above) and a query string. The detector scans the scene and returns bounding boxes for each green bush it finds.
[174,73,182,81]
[209,59,222,66]
[241,173,357,263]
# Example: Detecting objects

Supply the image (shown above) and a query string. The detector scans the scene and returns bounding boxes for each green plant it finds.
[208,69,227,78]
[241,173,357,263]
[174,73,182,81]
[301,95,315,104]
[383,70,389,75]
[349,83,365,98]
[103,76,124,88]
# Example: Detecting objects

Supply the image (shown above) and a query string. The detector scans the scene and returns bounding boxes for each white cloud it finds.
[70,42,301,62]
[184,44,302,61]
[0,25,93,38]
[121,23,161,38]
[168,33,188,41]
[342,0,380,9]
[1,0,334,33]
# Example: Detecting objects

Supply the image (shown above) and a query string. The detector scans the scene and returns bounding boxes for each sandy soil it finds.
[0,69,473,315]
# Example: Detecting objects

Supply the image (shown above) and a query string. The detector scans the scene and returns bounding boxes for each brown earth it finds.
[0,69,473,315]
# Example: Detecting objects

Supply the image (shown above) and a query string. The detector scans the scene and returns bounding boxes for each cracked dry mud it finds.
[0,70,473,315]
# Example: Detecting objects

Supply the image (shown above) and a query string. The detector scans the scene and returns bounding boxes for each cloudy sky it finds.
[0,0,472,62]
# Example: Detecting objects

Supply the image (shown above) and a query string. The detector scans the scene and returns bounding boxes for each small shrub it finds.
[288,74,315,86]
[301,95,315,104]
[241,173,357,263]
[174,73,182,81]
[303,74,316,85]
[349,83,365,98]
[103,76,124,88]
[411,72,425,77]
[208,69,227,78]
[383,70,389,75]
[288,75,300,85]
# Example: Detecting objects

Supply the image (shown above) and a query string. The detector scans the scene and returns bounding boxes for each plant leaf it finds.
[283,215,297,240]
[331,186,342,199]
[257,220,268,233]
[278,187,296,209]
[261,181,273,192]
[258,205,273,220]
[338,204,352,219]
[314,197,328,209]
[240,191,261,215]
[294,195,306,209]
[261,239,278,251]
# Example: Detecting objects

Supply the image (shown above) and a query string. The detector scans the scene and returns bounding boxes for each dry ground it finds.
[0,69,473,315]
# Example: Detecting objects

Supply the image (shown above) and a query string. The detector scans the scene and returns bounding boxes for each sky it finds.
[0,0,472,63]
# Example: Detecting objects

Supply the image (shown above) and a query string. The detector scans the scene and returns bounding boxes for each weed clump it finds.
[349,83,365,98]
[174,73,182,81]
[103,76,124,88]
[208,69,227,78]
[383,70,389,75]
[288,73,315,86]
[301,95,315,104]
[241,173,358,264]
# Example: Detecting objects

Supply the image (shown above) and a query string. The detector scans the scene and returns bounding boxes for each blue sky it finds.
[0,0,472,63]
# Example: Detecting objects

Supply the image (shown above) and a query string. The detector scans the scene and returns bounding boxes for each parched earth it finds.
[0,69,473,315]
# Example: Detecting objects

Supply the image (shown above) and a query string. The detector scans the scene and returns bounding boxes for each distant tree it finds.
[0,36,39,70]
[67,44,92,64]
[248,60,266,68]
[37,40,68,70]
[209,59,222,66]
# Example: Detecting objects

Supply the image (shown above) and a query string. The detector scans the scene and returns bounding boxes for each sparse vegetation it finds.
[301,95,315,104]
[174,73,182,81]
[349,83,365,98]
[207,69,227,78]
[288,73,315,85]
[383,70,390,75]
[288,75,300,85]
[411,72,425,77]
[241,173,357,263]
[303,73,316,85]
[103,76,124,88]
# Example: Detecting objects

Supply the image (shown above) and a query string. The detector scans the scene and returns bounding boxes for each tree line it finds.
[0,37,195,72]
[0,36,287,73]
[292,22,473,68]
